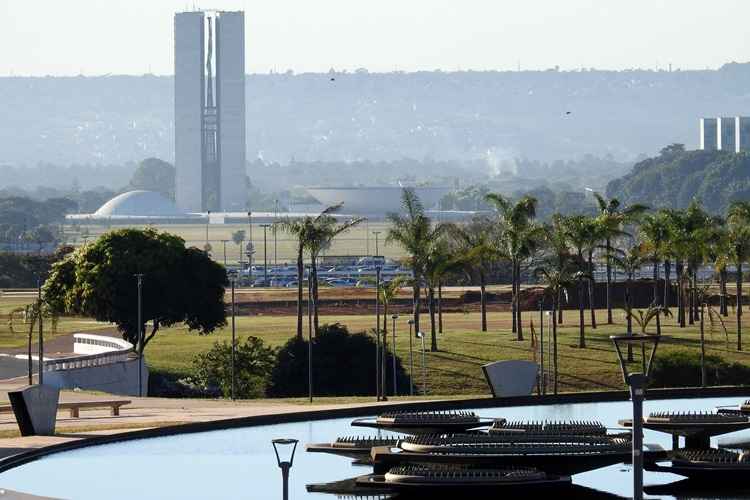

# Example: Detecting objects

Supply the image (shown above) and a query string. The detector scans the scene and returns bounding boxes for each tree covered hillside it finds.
[606,145,750,214]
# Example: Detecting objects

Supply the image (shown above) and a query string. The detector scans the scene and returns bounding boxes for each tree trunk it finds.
[296,246,304,340]
[738,261,743,351]
[516,262,524,341]
[578,278,586,348]
[480,271,487,332]
[382,310,388,397]
[438,281,444,334]
[428,286,438,351]
[383,301,388,334]
[557,288,563,324]
[692,270,699,324]
[664,259,671,309]
[606,237,613,324]
[311,253,320,336]
[587,250,596,329]
[626,277,633,362]
[688,266,695,325]
[720,267,728,316]
[677,260,685,327]
[652,257,659,305]
[552,296,558,394]
[511,261,517,334]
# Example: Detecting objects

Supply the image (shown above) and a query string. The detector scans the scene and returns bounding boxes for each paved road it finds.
[0,356,37,380]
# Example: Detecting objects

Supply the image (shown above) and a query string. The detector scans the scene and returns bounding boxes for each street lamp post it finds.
[222,240,228,266]
[372,231,381,256]
[230,272,237,401]
[134,273,144,396]
[274,199,279,267]
[205,210,211,251]
[375,266,381,401]
[416,331,426,395]
[391,314,398,395]
[610,334,662,500]
[260,224,271,287]
[539,300,544,395]
[271,438,299,500]
[36,276,44,386]
[408,319,415,396]
[247,211,253,282]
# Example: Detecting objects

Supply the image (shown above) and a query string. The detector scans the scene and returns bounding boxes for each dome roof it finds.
[94,190,184,217]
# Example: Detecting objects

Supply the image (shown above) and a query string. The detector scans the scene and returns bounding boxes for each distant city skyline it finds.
[3,0,750,76]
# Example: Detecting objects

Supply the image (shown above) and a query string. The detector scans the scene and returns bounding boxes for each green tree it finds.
[190,336,277,399]
[446,216,497,332]
[386,189,441,338]
[562,215,597,347]
[43,228,227,355]
[592,193,647,324]
[128,158,176,200]
[485,193,542,341]
[727,200,750,351]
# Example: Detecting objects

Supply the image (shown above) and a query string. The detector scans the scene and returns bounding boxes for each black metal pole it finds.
[37,277,44,386]
[308,275,313,403]
[392,315,397,396]
[135,273,143,396]
[408,321,414,396]
[629,374,645,500]
[281,463,290,500]
[539,300,544,395]
[262,224,269,286]
[375,266,381,401]
[231,277,236,401]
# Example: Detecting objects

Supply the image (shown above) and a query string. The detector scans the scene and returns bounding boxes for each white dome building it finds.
[68,190,204,224]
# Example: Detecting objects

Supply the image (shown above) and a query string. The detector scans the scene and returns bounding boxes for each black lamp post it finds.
[416,331,426,395]
[610,334,661,500]
[407,319,415,396]
[229,271,237,401]
[391,314,398,395]
[271,438,298,500]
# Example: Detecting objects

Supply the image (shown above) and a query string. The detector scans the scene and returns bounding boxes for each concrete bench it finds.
[0,399,131,418]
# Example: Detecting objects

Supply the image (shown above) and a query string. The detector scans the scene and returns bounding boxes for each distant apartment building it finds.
[700,116,750,153]
[174,10,246,213]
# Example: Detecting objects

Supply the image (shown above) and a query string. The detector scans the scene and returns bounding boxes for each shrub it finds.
[268,322,411,397]
[649,350,750,388]
[189,336,277,398]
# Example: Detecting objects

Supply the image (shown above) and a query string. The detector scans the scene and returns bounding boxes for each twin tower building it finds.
[700,117,750,153]
[174,10,246,213]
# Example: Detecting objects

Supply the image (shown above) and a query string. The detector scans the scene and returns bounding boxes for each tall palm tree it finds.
[306,211,364,336]
[534,265,574,394]
[727,200,750,351]
[640,212,670,306]
[387,189,441,337]
[547,214,572,325]
[485,193,542,341]
[277,218,313,339]
[445,216,497,332]
[422,240,461,351]
[610,243,646,361]
[562,215,597,348]
[379,276,408,333]
[593,194,648,324]
[8,299,59,384]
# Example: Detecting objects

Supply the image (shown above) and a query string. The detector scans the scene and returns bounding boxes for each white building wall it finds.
[174,12,205,213]
[217,11,247,212]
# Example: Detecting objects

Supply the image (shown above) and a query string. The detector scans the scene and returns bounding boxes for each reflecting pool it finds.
[1,396,749,499]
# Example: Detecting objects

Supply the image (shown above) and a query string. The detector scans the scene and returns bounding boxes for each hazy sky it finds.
[3,0,750,76]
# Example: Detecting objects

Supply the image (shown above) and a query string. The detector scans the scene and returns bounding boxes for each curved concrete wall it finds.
[44,357,148,397]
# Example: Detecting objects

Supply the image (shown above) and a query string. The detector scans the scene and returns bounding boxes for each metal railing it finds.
[44,334,134,372]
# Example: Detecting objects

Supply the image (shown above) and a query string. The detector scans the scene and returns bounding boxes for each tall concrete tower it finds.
[174,10,246,213]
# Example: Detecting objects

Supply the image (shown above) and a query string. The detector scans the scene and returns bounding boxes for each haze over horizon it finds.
[3,0,750,76]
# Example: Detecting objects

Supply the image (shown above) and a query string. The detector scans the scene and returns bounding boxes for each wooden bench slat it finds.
[0,399,131,418]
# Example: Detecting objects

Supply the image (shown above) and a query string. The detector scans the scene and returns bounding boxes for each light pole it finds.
[610,334,661,500]
[274,199,279,267]
[247,211,253,282]
[205,210,211,251]
[222,239,228,266]
[230,272,237,401]
[134,273,144,396]
[272,438,299,500]
[539,300,544,395]
[375,265,381,401]
[408,319,415,396]
[372,231,381,256]
[260,224,271,286]
[391,314,398,395]
[36,276,44,386]
[377,266,387,401]
[416,331,426,395]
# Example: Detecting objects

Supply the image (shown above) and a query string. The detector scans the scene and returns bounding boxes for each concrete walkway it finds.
[0,380,451,462]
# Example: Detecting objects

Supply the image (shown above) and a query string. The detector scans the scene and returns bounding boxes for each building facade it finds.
[700,116,750,153]
[174,11,246,213]
[700,117,718,151]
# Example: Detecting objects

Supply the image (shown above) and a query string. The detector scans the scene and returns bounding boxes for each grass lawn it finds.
[3,289,749,396]
[145,307,750,395]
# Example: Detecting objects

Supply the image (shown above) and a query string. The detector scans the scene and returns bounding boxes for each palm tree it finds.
[610,243,646,361]
[379,276,408,333]
[593,194,648,324]
[231,230,246,265]
[546,214,572,325]
[727,200,750,351]
[485,193,542,341]
[306,211,364,336]
[640,212,670,306]
[534,265,574,394]
[445,216,496,332]
[562,215,597,348]
[8,299,59,384]
[585,221,605,330]
[422,239,461,351]
[387,189,441,337]
[277,218,312,340]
